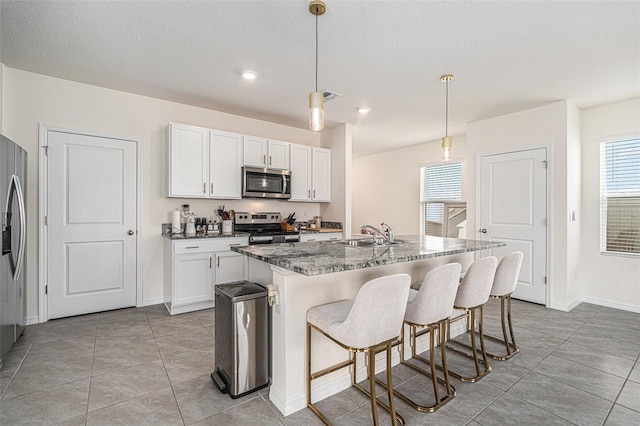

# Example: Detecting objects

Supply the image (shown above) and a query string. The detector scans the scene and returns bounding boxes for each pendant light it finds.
[440,74,454,161]
[309,1,326,132]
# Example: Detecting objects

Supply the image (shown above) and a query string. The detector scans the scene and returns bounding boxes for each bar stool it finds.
[389,263,462,412]
[306,273,411,425]
[485,251,524,360]
[445,256,498,383]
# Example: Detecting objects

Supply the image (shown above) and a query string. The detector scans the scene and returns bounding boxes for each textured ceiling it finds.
[1,1,639,157]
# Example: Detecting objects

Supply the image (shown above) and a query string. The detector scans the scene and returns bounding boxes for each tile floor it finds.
[0,299,639,425]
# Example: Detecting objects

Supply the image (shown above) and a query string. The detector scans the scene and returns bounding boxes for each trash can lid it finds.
[215,281,267,302]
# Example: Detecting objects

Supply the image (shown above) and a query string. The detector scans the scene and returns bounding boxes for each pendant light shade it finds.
[309,91,324,131]
[309,1,326,132]
[440,74,454,161]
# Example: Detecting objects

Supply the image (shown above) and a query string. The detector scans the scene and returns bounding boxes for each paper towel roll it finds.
[171,209,182,234]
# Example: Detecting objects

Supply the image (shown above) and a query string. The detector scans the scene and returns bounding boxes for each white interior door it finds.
[46,130,138,319]
[479,148,547,304]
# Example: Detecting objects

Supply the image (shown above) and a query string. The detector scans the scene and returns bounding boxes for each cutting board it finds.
[311,228,343,233]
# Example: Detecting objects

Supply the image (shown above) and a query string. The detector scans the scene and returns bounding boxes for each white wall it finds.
[320,123,353,236]
[0,64,4,132]
[580,98,640,312]
[2,67,324,319]
[352,136,467,236]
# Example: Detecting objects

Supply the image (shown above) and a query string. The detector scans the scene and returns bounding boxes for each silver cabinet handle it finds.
[217,256,220,268]
[263,154,266,165]
[211,183,214,194]
[269,155,272,166]
[229,243,241,246]
[185,246,200,249]
[313,190,316,198]
[203,182,206,193]
[127,230,134,235]
[308,189,310,198]
[479,228,487,233]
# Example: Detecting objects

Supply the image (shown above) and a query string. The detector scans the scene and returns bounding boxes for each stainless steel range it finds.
[234,212,300,245]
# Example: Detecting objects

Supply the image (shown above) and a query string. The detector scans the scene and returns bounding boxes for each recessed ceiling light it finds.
[242,71,257,80]
[357,107,371,114]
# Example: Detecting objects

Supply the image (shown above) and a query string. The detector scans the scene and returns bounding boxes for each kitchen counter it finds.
[237,235,505,417]
[232,235,502,275]
[161,224,248,240]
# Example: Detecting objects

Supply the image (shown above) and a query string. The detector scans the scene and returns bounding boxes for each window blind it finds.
[420,162,462,234]
[600,138,640,255]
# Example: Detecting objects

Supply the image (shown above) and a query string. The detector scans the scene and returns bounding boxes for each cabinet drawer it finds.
[173,237,248,254]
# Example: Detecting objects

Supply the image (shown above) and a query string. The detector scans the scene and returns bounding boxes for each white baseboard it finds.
[25,315,40,326]
[141,297,166,307]
[580,296,640,314]
[547,297,582,312]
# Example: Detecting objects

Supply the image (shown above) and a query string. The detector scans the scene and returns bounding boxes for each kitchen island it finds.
[231,235,505,416]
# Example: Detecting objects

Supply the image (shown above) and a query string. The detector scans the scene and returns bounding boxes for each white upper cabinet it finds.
[210,130,243,199]
[168,123,210,198]
[243,136,290,170]
[168,123,242,199]
[289,144,331,202]
[289,144,313,201]
[312,147,331,202]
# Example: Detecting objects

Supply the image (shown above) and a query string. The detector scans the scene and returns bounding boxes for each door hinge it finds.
[542,160,548,169]
[44,215,48,226]
[45,285,48,295]
[43,146,49,156]
[542,218,547,226]
[543,276,547,284]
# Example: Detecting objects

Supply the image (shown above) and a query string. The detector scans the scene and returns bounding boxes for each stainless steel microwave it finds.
[242,167,291,199]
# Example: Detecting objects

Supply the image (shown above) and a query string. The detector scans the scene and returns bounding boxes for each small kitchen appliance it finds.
[242,167,291,199]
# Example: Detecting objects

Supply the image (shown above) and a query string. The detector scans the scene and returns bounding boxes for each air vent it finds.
[321,90,342,102]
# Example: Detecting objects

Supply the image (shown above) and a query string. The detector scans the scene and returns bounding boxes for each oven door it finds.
[243,167,291,199]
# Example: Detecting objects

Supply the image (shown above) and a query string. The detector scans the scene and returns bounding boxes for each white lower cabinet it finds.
[300,232,343,242]
[164,237,248,315]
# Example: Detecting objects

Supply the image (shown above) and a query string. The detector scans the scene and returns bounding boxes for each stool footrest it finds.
[310,359,354,381]
[352,380,406,425]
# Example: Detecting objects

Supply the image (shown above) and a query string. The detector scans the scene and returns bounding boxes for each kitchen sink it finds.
[333,238,407,247]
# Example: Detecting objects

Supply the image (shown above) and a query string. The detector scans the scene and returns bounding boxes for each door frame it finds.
[475,145,550,307]
[38,124,143,322]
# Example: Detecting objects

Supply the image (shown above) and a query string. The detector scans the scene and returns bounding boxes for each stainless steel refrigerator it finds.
[1,134,27,370]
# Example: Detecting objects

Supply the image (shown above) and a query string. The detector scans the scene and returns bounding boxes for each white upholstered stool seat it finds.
[306,273,411,426]
[485,251,524,360]
[445,256,498,383]
[380,263,462,413]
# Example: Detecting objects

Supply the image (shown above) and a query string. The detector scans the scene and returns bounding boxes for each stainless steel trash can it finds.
[211,281,269,398]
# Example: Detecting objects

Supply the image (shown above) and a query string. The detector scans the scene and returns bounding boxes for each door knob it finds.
[128,230,135,235]
[479,228,487,233]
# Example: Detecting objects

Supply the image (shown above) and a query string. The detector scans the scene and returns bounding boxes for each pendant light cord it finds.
[445,80,449,137]
[315,13,319,92]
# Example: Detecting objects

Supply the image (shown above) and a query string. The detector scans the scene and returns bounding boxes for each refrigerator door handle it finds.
[5,175,26,282]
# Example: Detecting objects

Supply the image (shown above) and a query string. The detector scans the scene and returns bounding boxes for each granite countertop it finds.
[231,235,506,276]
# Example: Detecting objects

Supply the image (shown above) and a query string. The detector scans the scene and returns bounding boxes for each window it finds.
[420,162,463,236]
[600,138,640,255]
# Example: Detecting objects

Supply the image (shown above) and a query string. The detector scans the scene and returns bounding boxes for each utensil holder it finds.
[222,220,233,234]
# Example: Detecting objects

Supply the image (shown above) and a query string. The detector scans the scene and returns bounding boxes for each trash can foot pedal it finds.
[211,371,227,393]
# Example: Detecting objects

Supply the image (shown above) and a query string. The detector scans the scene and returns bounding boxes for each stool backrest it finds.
[491,251,524,297]
[343,273,411,347]
[405,263,461,326]
[454,256,498,309]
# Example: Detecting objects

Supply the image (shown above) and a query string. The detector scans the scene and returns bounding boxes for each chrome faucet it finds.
[361,223,394,245]
[381,222,395,244]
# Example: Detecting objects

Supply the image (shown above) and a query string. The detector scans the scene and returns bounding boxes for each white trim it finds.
[580,296,640,314]
[475,146,551,307]
[25,315,40,326]
[38,124,143,322]
[142,297,166,307]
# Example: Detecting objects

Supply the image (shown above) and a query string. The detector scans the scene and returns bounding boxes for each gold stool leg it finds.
[368,348,379,425]
[445,307,492,382]
[485,295,520,360]
[386,343,398,426]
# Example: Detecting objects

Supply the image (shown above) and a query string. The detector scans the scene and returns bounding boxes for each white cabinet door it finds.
[168,123,209,197]
[243,136,268,168]
[312,147,331,202]
[267,140,290,170]
[210,130,243,199]
[173,253,213,307]
[289,143,312,201]
[215,251,246,284]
